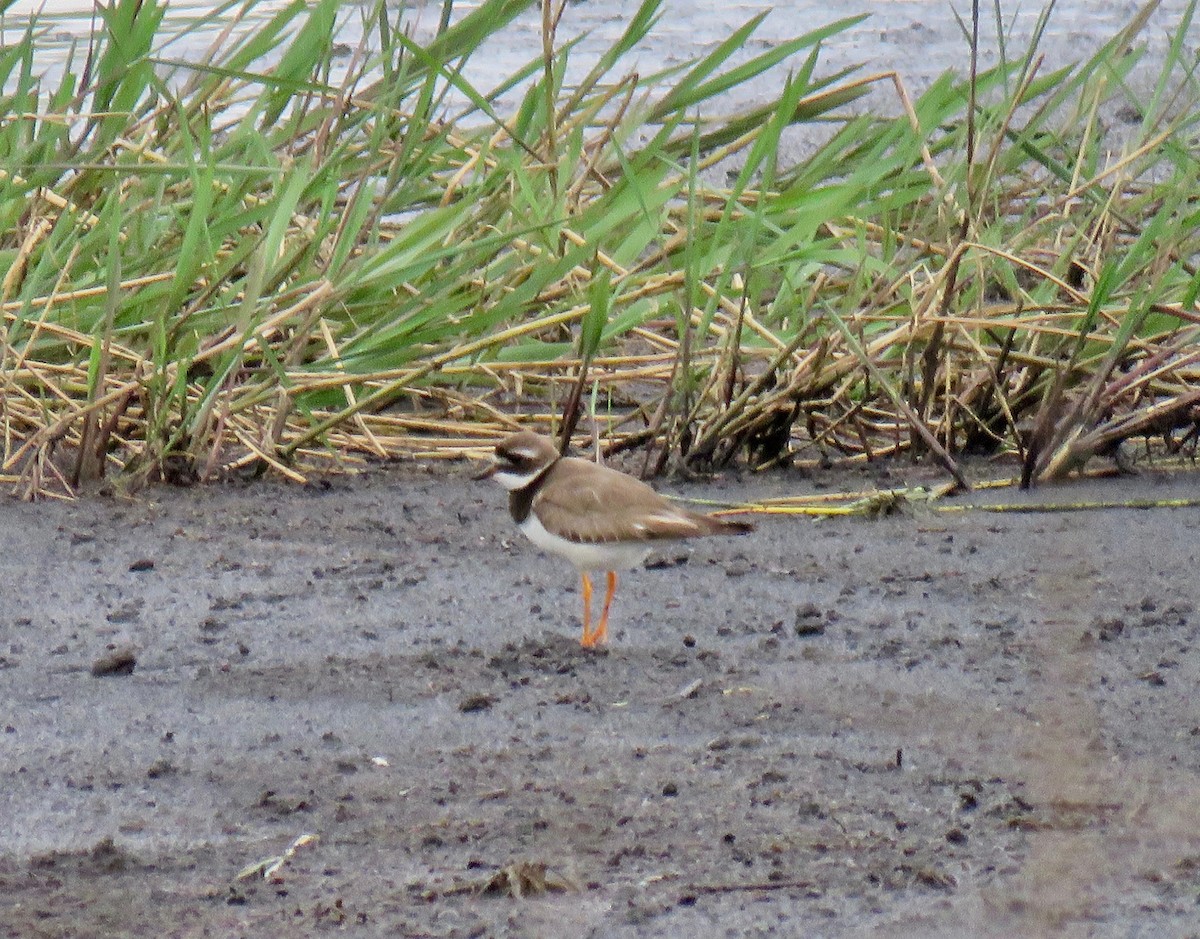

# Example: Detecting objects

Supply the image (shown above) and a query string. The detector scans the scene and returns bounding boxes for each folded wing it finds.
[532,458,751,544]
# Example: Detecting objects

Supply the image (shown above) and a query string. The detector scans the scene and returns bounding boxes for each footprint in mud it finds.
[485,633,609,678]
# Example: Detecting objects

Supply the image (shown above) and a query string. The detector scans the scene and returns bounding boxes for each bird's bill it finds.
[472,459,499,481]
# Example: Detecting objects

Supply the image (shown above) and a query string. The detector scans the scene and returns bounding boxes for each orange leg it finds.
[579,572,595,647]
[588,571,618,647]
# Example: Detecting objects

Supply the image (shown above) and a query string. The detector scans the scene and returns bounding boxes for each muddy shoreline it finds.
[3,457,1200,937]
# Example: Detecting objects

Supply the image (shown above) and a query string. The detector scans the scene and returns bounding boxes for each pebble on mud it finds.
[146,758,176,779]
[795,603,827,637]
[725,558,751,577]
[645,551,689,570]
[91,645,138,677]
[459,693,498,712]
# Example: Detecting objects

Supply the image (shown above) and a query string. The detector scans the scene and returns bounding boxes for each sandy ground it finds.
[3,454,1200,938]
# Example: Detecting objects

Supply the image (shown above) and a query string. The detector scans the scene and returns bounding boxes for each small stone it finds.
[795,603,827,637]
[645,552,689,570]
[146,759,176,779]
[91,646,137,677]
[458,693,497,713]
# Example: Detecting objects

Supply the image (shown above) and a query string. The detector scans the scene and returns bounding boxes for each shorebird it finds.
[476,431,753,648]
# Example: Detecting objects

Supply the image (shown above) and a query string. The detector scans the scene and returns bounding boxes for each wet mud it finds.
[3,458,1200,937]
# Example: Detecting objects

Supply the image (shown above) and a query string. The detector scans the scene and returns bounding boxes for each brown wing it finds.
[532,457,735,544]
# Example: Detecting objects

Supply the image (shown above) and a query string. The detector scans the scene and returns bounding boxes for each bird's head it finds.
[473,431,561,490]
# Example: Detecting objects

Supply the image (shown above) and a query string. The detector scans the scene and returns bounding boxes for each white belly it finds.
[519,515,651,572]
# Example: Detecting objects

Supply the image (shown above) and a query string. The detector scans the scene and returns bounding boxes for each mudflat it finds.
[3,458,1199,938]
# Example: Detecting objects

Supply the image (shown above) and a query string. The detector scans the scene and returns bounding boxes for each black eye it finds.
[500,447,534,467]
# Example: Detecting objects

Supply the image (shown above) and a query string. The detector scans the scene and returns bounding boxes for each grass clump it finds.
[0,0,1197,498]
